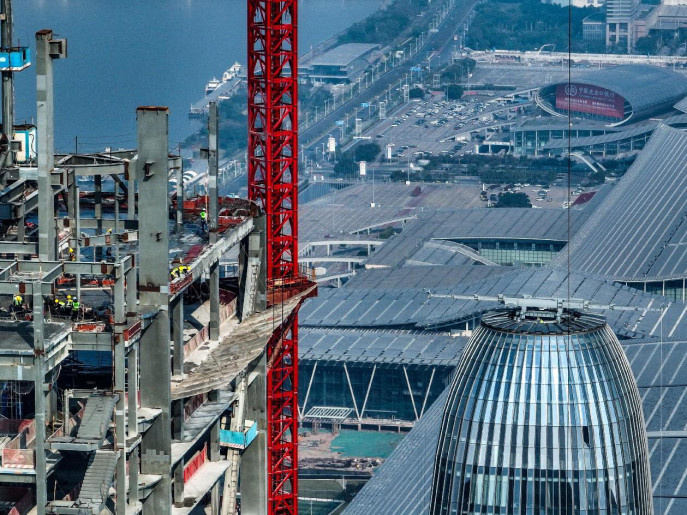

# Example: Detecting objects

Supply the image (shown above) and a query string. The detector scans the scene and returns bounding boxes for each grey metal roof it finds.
[541,65,687,121]
[301,267,687,340]
[343,339,687,514]
[365,207,591,268]
[299,182,486,242]
[300,328,466,366]
[308,43,378,67]
[542,113,687,150]
[512,118,616,133]
[675,95,687,114]
[552,125,687,281]
[344,265,511,290]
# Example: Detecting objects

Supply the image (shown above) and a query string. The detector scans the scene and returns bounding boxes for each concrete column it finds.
[36,29,66,261]
[125,264,137,321]
[74,181,81,302]
[175,153,183,230]
[173,460,184,508]
[128,446,139,508]
[62,389,71,433]
[114,268,127,515]
[1,0,14,167]
[172,295,184,376]
[32,286,47,515]
[211,482,220,514]
[208,102,220,341]
[127,171,136,221]
[210,261,220,341]
[241,354,267,515]
[172,399,184,441]
[94,175,103,261]
[136,106,172,514]
[127,344,138,439]
[208,419,220,462]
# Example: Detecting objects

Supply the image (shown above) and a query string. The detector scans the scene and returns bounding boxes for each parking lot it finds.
[360,93,527,159]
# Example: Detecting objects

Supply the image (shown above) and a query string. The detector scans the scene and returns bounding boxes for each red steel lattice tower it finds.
[247,0,300,512]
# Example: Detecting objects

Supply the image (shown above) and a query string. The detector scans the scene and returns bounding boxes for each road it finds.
[299,0,479,149]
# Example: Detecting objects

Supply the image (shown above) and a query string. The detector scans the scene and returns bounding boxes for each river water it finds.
[11,0,380,151]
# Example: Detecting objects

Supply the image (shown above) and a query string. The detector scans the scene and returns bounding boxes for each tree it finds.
[496,192,532,208]
[354,142,381,162]
[334,156,356,177]
[446,84,464,100]
[409,87,424,99]
[441,59,476,82]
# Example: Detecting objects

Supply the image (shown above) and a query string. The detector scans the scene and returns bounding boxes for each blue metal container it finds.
[9,48,30,69]
[219,420,258,450]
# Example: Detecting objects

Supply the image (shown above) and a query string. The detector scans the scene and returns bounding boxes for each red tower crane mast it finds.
[247,0,300,512]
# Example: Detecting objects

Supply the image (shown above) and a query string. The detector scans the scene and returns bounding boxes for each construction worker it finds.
[200,208,207,232]
[68,248,76,261]
[11,294,22,313]
[71,299,80,321]
[65,295,73,308]
[170,267,179,280]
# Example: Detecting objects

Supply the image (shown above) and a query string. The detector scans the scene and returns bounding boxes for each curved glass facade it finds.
[430,308,653,514]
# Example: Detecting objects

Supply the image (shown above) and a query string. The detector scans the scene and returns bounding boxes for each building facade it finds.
[430,308,653,514]
[606,0,640,51]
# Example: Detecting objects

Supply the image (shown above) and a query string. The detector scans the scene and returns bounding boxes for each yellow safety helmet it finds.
[69,248,74,253]
[67,295,72,299]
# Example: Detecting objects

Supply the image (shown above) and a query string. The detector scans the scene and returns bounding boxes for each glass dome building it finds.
[430,307,653,514]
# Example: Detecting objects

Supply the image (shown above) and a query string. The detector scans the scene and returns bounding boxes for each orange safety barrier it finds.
[183,326,209,358]
[4,420,36,450]
[123,320,142,342]
[183,443,207,483]
[72,322,106,333]
[219,301,236,325]
[1,449,35,469]
[170,273,193,295]
[181,295,238,358]
[219,289,236,305]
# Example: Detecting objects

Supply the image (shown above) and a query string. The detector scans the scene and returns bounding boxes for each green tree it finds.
[409,87,424,99]
[446,84,464,100]
[354,142,382,162]
[334,156,357,177]
[496,192,532,208]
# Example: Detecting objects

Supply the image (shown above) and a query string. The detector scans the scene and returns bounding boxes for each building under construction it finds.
[0,0,314,514]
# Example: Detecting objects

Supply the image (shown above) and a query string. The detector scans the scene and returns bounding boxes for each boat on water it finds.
[205,77,221,96]
[222,62,243,82]
[205,62,244,96]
